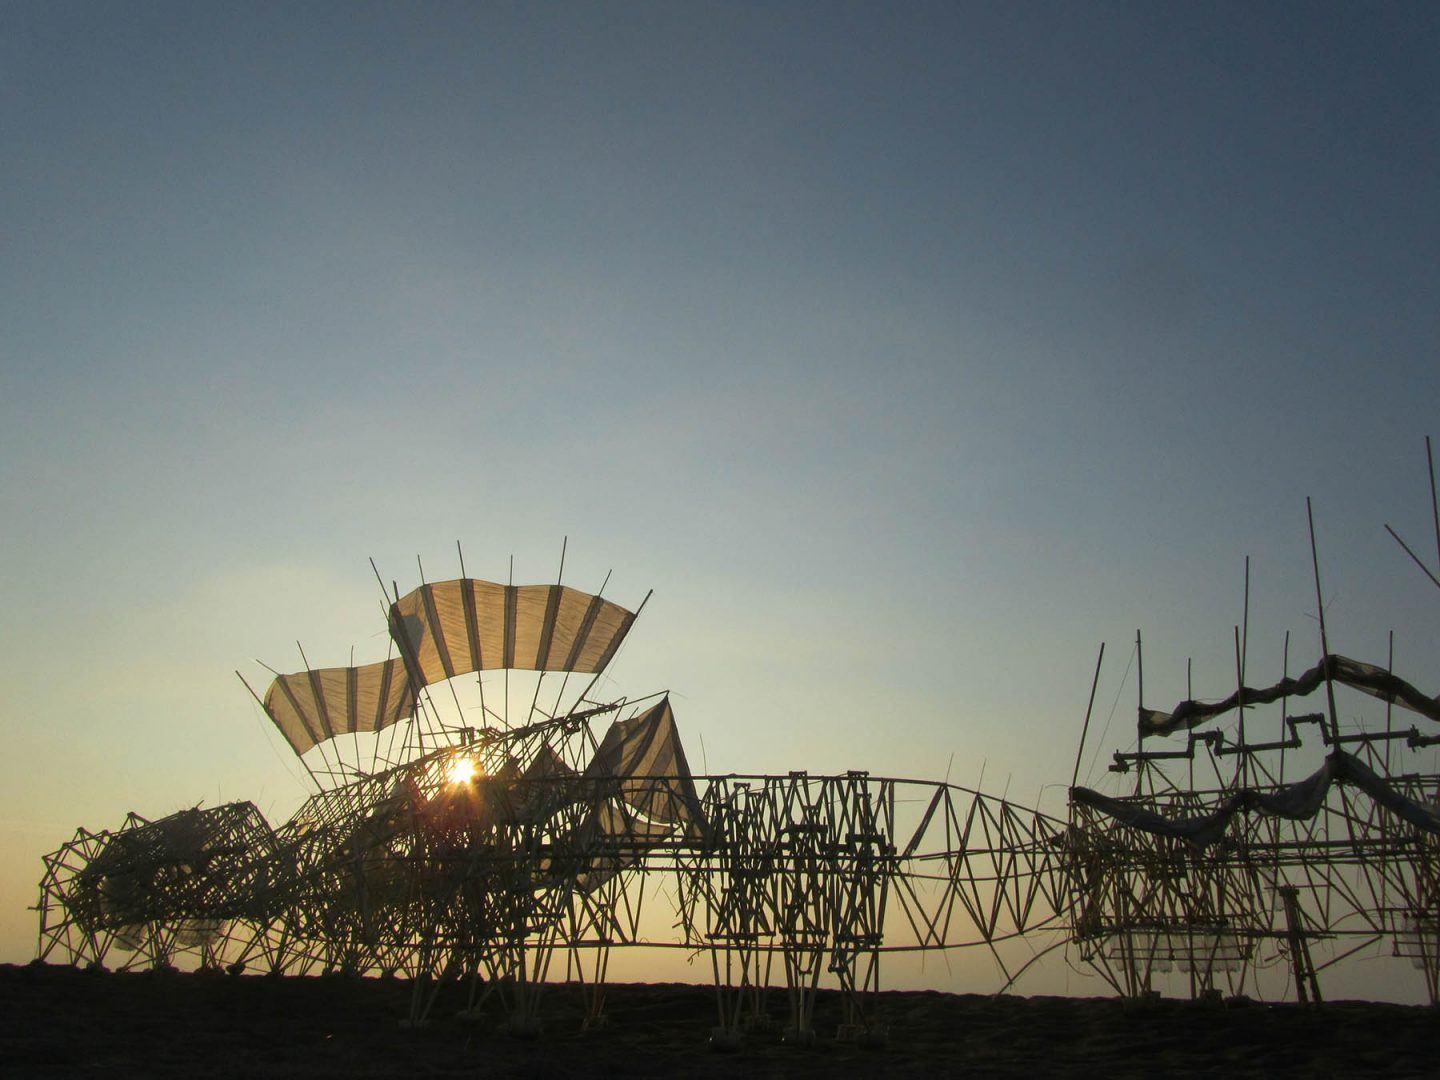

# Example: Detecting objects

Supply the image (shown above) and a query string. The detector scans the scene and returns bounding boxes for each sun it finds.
[446,755,478,785]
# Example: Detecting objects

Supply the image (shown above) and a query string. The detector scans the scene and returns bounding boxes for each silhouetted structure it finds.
[37,552,1067,1042]
[1065,440,1440,1004]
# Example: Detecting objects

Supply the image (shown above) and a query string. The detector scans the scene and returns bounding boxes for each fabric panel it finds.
[1140,654,1440,736]
[262,657,415,755]
[388,579,636,687]
[1072,751,1440,846]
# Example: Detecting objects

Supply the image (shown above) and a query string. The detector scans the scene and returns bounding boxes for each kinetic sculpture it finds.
[37,552,1068,1040]
[41,444,1438,1024]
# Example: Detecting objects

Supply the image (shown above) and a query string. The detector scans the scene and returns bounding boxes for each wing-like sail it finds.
[262,657,416,756]
[387,580,636,689]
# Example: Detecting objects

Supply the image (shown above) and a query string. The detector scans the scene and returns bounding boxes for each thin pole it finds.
[237,671,321,791]
[1239,557,1250,785]
[1233,626,1246,787]
[372,636,396,774]
[1135,628,1145,731]
[457,540,490,730]
[528,537,567,724]
[1384,630,1395,773]
[1385,524,1440,591]
[569,588,653,716]
[350,644,361,774]
[550,568,613,721]
[1070,642,1106,791]
[419,554,468,739]
[392,576,444,755]
[1307,497,1342,747]
[368,555,417,760]
[294,640,341,782]
[1428,434,1439,571]
[505,555,513,728]
[1187,657,1195,791]
[1134,628,1144,796]
[1279,630,1290,783]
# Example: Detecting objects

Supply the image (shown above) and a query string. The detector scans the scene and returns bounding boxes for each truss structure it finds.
[36,554,1072,1042]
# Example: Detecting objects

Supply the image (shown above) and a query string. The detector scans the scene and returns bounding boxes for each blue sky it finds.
[2,3,1438,992]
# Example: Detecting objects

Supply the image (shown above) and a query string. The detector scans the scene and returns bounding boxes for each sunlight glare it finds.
[446,755,478,785]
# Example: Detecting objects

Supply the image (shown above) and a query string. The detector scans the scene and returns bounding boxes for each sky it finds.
[2,2,1439,997]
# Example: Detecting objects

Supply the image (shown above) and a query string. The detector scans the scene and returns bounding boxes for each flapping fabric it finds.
[1073,751,1440,846]
[387,580,636,689]
[586,698,707,837]
[1139,654,1440,737]
[262,657,417,755]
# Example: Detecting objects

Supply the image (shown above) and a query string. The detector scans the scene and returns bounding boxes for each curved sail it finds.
[262,657,416,756]
[387,580,636,689]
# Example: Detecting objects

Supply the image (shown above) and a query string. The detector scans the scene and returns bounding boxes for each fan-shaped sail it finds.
[262,657,417,755]
[387,580,636,689]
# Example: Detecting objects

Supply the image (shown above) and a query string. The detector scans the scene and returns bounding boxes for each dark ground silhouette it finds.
[2,962,1436,1077]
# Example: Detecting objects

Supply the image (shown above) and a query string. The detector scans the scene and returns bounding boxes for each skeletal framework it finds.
[1066,449,1440,1005]
[37,557,1068,1040]
[38,442,1440,1028]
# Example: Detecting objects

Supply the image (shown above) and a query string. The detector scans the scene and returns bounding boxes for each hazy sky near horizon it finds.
[3,3,1439,992]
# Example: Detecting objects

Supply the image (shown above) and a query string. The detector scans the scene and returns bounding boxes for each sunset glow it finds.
[446,756,478,785]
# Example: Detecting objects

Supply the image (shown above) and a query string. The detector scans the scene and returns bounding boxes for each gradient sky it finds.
[3,3,1439,994]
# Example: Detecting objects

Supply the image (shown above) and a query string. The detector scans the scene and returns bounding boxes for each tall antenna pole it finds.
[1307,497,1341,747]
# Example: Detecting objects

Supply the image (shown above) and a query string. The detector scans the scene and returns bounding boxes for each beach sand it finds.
[2,962,1435,1077]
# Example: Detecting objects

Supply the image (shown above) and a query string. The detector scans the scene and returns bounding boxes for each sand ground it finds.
[2,963,1437,1078]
